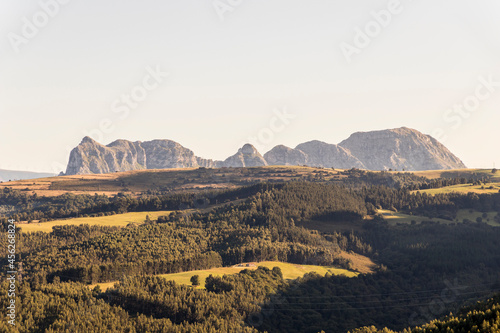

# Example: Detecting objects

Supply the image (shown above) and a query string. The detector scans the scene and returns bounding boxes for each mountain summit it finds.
[222,144,268,167]
[65,138,218,175]
[338,127,465,171]
[65,127,466,175]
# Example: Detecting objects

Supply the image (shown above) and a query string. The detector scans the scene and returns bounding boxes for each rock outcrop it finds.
[263,145,308,166]
[263,141,365,169]
[65,137,218,175]
[221,144,267,167]
[294,141,366,169]
[65,127,466,175]
[338,127,466,171]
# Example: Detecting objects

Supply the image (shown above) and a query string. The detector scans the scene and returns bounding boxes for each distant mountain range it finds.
[0,169,55,182]
[64,127,466,175]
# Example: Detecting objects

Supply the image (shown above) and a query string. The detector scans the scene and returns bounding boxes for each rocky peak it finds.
[295,140,365,169]
[339,127,466,171]
[221,144,268,167]
[263,145,308,166]
[80,136,99,145]
[240,144,259,155]
[65,127,466,175]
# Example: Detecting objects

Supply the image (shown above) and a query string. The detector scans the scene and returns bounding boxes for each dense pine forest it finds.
[1,169,500,332]
[351,293,500,332]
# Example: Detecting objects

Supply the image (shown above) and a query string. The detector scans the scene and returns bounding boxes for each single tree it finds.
[190,275,200,287]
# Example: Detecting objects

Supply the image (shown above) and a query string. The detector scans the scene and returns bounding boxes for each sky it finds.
[0,0,499,173]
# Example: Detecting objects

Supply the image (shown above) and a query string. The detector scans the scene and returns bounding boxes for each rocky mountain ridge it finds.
[65,127,466,175]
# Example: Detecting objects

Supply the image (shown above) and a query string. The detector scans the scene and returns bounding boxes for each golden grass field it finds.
[378,209,500,226]
[455,209,500,225]
[0,166,348,197]
[91,261,358,291]
[2,167,497,197]
[339,251,376,274]
[0,173,124,197]
[17,211,172,233]
[410,168,500,180]
[378,209,453,225]
[414,183,500,195]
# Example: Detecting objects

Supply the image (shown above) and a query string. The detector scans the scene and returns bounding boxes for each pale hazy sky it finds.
[1,0,499,173]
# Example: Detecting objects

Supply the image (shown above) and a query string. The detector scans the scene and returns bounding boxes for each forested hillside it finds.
[1,171,500,332]
[351,293,500,332]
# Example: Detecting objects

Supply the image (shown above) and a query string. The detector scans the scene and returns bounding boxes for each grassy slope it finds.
[410,168,500,180]
[456,209,500,225]
[0,166,347,197]
[408,169,500,195]
[2,167,497,198]
[378,209,452,225]
[414,183,500,195]
[17,211,172,233]
[378,209,500,226]
[91,261,358,291]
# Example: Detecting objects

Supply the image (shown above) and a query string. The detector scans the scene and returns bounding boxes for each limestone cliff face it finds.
[263,145,308,166]
[263,128,464,170]
[65,128,466,175]
[65,137,131,175]
[140,140,199,169]
[221,144,268,167]
[338,127,466,171]
[65,137,218,175]
[294,141,366,169]
[263,142,365,168]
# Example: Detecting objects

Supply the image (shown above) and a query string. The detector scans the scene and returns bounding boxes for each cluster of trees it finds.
[410,293,500,332]
[0,183,278,226]
[0,267,284,332]
[258,222,500,332]
[351,293,500,332]
[4,220,500,332]
[107,267,284,327]
[2,171,498,227]
[11,182,380,285]
[338,169,491,191]
[2,178,500,332]
[14,221,358,286]
[360,186,500,220]
[5,181,500,287]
